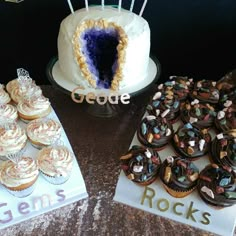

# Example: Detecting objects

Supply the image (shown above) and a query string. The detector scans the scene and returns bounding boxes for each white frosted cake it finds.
[57,6,150,91]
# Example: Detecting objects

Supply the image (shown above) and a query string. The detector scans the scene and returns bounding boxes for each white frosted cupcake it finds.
[6,77,35,94]
[10,84,42,104]
[17,95,51,122]
[0,122,27,158]
[0,104,18,122]
[37,145,74,184]
[0,84,11,104]
[0,156,39,197]
[26,118,62,149]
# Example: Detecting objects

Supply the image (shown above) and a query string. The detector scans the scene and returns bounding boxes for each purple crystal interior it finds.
[81,28,119,89]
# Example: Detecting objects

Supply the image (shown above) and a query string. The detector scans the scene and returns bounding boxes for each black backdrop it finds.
[0,0,236,84]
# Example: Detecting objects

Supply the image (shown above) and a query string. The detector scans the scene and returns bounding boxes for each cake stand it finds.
[46,56,161,118]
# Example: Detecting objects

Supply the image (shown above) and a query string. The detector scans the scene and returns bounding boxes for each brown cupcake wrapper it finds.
[162,183,196,198]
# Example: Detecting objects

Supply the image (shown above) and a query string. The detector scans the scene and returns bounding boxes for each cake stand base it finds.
[46,56,161,118]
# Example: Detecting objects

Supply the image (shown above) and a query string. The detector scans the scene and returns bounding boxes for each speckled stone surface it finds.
[1,85,235,236]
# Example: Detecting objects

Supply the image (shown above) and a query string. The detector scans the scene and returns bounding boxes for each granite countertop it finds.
[1,85,235,236]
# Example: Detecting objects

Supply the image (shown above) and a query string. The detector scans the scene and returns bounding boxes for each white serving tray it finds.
[114,121,236,236]
[0,108,88,230]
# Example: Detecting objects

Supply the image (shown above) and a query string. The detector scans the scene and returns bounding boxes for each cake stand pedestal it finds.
[46,56,161,118]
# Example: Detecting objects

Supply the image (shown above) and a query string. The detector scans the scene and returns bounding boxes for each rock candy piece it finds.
[201,186,214,199]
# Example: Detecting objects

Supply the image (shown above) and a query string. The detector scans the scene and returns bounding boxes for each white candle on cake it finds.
[67,0,74,14]
[118,0,122,12]
[139,0,148,16]
[102,0,105,10]
[130,0,135,12]
[85,0,89,11]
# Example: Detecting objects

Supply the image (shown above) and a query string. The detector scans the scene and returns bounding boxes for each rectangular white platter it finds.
[114,121,236,236]
[0,108,88,230]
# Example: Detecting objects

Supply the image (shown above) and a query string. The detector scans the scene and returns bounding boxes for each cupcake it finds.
[159,156,199,198]
[10,83,42,104]
[17,95,51,122]
[191,79,220,104]
[168,76,194,101]
[37,144,74,184]
[26,118,62,149]
[0,156,39,197]
[137,115,174,150]
[215,102,236,132]
[172,123,211,160]
[181,99,217,128]
[198,164,236,208]
[120,145,161,186]
[0,122,27,157]
[0,84,11,104]
[147,89,180,123]
[210,131,236,171]
[0,104,18,122]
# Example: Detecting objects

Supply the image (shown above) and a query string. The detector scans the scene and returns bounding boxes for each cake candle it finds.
[118,0,122,12]
[67,0,74,14]
[139,0,148,16]
[85,0,89,11]
[130,0,135,12]
[102,0,104,10]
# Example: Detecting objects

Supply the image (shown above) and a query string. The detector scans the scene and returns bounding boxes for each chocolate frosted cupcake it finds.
[159,156,199,198]
[137,115,174,150]
[210,131,236,171]
[198,164,236,208]
[146,90,180,123]
[215,102,236,132]
[168,76,194,101]
[191,79,219,104]
[181,99,217,128]
[172,123,211,160]
[120,145,161,185]
[0,156,39,198]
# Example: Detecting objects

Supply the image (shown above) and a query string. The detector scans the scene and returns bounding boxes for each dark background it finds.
[0,0,236,84]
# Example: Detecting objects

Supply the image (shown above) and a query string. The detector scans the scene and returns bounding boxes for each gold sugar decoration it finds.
[72,19,128,90]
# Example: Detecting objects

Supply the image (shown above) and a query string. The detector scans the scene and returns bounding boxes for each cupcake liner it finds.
[162,183,196,198]
[3,181,37,198]
[40,171,71,185]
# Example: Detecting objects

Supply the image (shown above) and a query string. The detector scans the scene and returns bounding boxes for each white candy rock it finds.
[146,115,156,121]
[191,99,199,105]
[156,109,160,117]
[217,111,225,120]
[145,149,152,158]
[197,82,202,88]
[188,140,195,147]
[166,156,174,163]
[212,81,216,87]
[165,128,172,136]
[212,91,219,99]
[224,100,232,108]
[189,117,198,123]
[199,139,206,151]
[217,133,224,140]
[152,92,162,100]
[161,109,170,118]
[133,165,143,173]
[158,84,163,90]
[201,186,214,199]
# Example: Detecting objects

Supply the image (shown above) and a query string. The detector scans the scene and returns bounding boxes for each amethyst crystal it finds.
[81,28,119,89]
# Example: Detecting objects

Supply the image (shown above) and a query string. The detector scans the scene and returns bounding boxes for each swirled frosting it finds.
[120,145,161,185]
[160,156,199,191]
[10,85,42,104]
[0,123,27,156]
[137,116,174,150]
[0,104,18,122]
[172,123,211,160]
[37,145,73,177]
[17,95,51,116]
[0,157,39,188]
[27,118,62,145]
[0,88,11,104]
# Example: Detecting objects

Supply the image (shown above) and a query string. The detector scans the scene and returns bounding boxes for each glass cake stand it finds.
[46,56,161,118]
